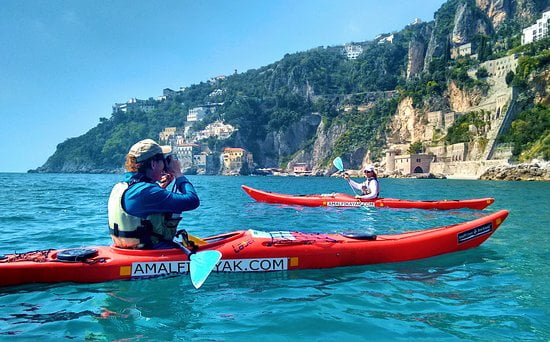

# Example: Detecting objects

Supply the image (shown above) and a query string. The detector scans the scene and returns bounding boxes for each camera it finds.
[163,155,173,168]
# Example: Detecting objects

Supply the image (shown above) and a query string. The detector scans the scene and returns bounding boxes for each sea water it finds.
[0,173,548,341]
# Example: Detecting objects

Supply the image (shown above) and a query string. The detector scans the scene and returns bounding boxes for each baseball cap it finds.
[128,139,171,162]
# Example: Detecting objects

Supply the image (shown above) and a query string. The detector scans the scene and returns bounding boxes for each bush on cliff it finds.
[502,104,550,161]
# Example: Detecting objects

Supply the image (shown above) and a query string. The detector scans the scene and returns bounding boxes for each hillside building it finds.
[450,43,475,59]
[209,75,226,83]
[377,34,394,44]
[474,54,519,78]
[194,120,236,141]
[174,143,200,169]
[112,98,155,113]
[521,10,550,45]
[222,147,254,172]
[163,87,186,98]
[209,89,224,97]
[394,154,433,174]
[187,107,208,122]
[386,152,433,175]
[426,143,468,162]
[159,127,186,147]
[163,88,176,97]
[292,163,311,175]
[342,43,363,60]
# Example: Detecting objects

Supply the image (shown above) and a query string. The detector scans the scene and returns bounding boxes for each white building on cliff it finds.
[342,43,363,60]
[522,10,550,45]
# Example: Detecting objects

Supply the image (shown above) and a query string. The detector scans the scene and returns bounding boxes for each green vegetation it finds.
[449,58,489,91]
[408,141,424,154]
[446,110,488,144]
[501,37,550,161]
[501,105,550,161]
[330,98,398,162]
[475,67,488,79]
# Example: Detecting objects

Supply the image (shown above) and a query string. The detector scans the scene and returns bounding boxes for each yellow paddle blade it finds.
[188,234,208,246]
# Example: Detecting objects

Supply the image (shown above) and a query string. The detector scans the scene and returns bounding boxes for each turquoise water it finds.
[0,173,548,341]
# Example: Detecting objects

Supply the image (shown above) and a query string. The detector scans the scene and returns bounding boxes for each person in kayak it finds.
[343,165,380,199]
[108,139,200,249]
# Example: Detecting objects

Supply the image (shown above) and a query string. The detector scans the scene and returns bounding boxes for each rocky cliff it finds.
[480,160,550,180]
[284,119,348,174]
[452,2,493,45]
[476,0,511,27]
[448,81,484,111]
[412,0,547,74]
[387,97,427,144]
[407,26,432,79]
[250,114,322,167]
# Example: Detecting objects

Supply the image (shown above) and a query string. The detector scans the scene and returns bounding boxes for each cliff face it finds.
[512,0,549,24]
[387,97,427,144]
[419,0,545,73]
[423,21,448,72]
[475,0,547,27]
[476,0,511,27]
[532,69,550,105]
[407,26,432,79]
[452,2,493,45]
[252,114,322,167]
[282,119,348,174]
[448,81,484,111]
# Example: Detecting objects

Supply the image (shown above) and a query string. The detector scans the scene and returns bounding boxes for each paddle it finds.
[175,241,222,289]
[332,157,359,196]
[162,164,221,289]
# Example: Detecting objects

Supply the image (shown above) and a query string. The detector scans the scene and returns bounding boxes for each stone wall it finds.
[430,160,508,179]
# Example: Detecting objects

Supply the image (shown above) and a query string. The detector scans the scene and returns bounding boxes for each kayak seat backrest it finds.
[341,233,377,241]
[56,248,98,262]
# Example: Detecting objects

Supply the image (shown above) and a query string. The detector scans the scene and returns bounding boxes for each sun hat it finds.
[363,165,375,172]
[128,139,171,162]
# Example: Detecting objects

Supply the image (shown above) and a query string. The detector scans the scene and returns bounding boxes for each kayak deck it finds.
[241,185,495,210]
[0,210,508,287]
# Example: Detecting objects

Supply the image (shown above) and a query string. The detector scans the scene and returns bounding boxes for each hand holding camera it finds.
[164,155,182,177]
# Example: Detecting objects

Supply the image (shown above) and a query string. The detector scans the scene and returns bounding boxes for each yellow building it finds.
[222,147,253,170]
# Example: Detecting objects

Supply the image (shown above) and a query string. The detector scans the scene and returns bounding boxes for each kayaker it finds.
[108,139,200,249]
[343,165,380,199]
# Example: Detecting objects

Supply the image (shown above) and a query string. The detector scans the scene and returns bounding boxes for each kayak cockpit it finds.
[107,230,248,255]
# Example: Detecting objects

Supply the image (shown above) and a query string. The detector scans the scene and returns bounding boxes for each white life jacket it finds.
[107,182,181,249]
[363,178,380,198]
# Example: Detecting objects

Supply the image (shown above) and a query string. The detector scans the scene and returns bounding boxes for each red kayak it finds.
[241,185,494,210]
[0,210,507,287]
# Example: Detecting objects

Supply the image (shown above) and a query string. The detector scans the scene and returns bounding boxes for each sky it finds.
[0,0,446,173]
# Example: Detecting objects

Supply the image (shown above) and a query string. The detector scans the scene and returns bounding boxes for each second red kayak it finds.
[241,185,494,210]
